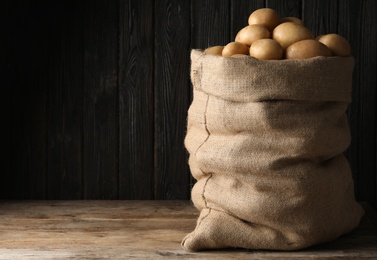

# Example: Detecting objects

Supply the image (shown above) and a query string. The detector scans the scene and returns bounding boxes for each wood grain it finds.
[190,0,232,191]
[0,200,376,259]
[191,0,231,49]
[4,0,377,206]
[230,0,264,39]
[47,1,83,199]
[302,0,338,36]
[266,0,302,19]
[354,0,377,209]
[82,0,119,199]
[338,0,359,203]
[155,0,191,199]
[339,0,377,209]
[118,0,154,199]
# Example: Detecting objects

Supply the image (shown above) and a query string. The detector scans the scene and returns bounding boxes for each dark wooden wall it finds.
[3,0,376,208]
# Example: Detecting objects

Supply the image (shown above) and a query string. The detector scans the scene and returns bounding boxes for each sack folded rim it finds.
[191,49,354,103]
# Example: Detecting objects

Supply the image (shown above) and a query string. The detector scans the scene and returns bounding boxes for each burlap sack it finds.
[182,49,364,251]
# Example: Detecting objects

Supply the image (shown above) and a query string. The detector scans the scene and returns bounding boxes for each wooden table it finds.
[0,201,376,259]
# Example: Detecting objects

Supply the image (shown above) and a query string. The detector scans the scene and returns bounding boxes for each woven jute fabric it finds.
[182,49,364,252]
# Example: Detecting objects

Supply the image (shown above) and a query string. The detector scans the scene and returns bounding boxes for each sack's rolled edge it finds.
[190,49,354,103]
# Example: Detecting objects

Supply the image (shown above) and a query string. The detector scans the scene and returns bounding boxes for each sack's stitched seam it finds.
[183,56,212,248]
[193,57,211,182]
[193,58,212,209]
[193,92,212,209]
[193,93,210,160]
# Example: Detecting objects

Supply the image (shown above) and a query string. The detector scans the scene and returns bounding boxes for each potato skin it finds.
[204,46,224,55]
[249,39,283,60]
[285,39,332,59]
[279,17,304,26]
[222,42,250,57]
[203,8,351,61]
[235,25,270,46]
[248,8,279,31]
[273,22,313,50]
[231,54,248,58]
[317,34,351,57]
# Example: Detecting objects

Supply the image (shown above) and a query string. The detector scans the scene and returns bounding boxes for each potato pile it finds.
[204,8,351,60]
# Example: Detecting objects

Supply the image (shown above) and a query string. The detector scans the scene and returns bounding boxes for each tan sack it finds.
[182,49,364,251]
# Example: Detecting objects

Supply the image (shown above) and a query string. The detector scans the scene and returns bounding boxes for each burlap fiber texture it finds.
[182,49,364,251]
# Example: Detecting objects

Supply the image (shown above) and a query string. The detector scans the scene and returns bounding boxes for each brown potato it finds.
[222,42,250,57]
[315,35,324,40]
[231,54,248,58]
[248,8,279,31]
[235,25,270,46]
[279,17,304,26]
[285,39,332,59]
[249,39,283,60]
[204,46,224,55]
[317,34,351,57]
[273,22,313,50]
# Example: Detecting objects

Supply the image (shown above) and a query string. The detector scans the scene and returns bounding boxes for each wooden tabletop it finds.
[0,200,376,259]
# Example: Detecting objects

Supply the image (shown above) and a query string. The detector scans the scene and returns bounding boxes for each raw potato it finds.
[315,35,324,40]
[249,39,283,60]
[235,25,270,46]
[279,17,304,26]
[273,22,314,50]
[317,34,351,57]
[222,42,250,57]
[204,46,224,55]
[231,54,248,58]
[286,39,331,59]
[248,8,279,31]
[208,8,350,60]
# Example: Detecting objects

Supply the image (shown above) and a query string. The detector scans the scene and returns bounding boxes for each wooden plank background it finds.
[3,0,376,208]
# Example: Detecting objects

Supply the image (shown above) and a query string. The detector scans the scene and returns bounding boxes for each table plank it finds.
[0,201,376,259]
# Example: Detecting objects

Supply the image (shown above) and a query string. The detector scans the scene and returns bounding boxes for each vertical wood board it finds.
[266,0,301,19]
[230,0,264,39]
[302,0,338,36]
[82,0,119,199]
[3,0,377,206]
[155,0,191,199]
[191,0,231,49]
[46,0,83,199]
[118,0,155,199]
[339,0,377,208]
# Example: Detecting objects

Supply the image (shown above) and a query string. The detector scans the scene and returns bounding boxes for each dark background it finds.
[3,0,376,209]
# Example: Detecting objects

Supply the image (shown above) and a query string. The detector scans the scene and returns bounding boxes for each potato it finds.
[273,22,313,50]
[248,8,279,31]
[315,35,324,40]
[231,54,248,58]
[285,39,332,59]
[279,17,304,26]
[235,25,270,46]
[204,8,350,61]
[204,46,224,55]
[249,39,283,60]
[317,34,351,57]
[222,42,250,57]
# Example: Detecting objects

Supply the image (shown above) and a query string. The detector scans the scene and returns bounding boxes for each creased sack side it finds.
[182,49,364,252]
